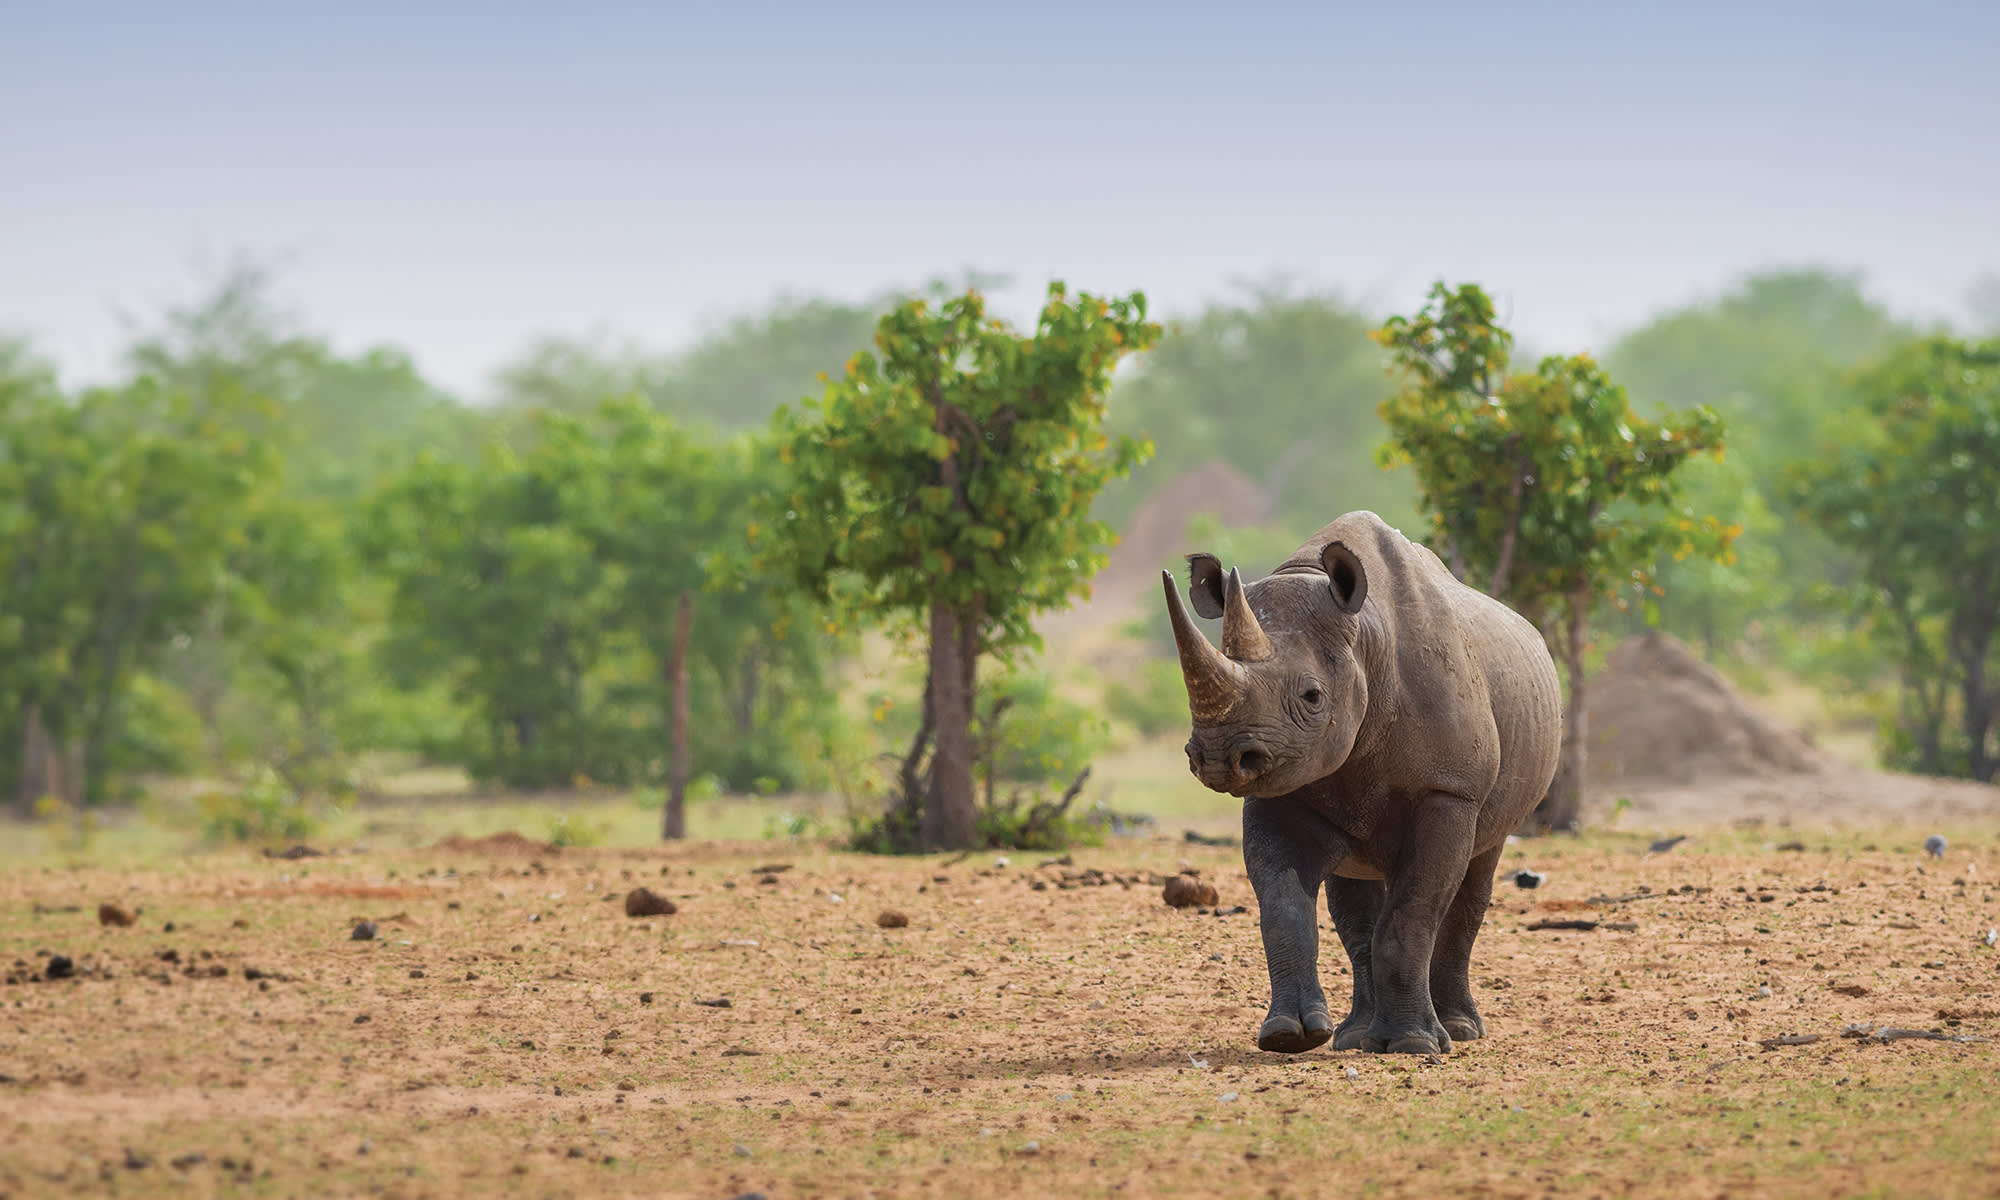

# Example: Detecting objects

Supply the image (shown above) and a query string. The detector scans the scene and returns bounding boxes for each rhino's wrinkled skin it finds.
[1164,511,1562,1055]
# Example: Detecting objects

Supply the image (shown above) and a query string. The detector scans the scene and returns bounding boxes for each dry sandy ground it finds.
[3,814,1999,1200]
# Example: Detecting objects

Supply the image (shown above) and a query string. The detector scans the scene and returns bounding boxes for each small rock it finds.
[1162,874,1218,908]
[876,910,909,929]
[732,1143,753,1158]
[170,1152,206,1170]
[623,888,677,918]
[827,893,845,904]
[695,996,732,1008]
[97,903,136,927]
[1344,1066,1359,1080]
[1018,1140,1041,1155]
[1219,1091,1239,1102]
[44,954,76,980]
[639,992,655,1005]
[350,921,377,941]
[1984,928,1998,948]
[123,1148,153,1169]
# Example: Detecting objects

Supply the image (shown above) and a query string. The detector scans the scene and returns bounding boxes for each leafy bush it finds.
[972,670,1106,790]
[847,784,1103,855]
[196,768,321,844]
[545,811,609,848]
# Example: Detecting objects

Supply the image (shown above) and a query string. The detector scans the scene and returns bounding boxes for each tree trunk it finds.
[1486,466,1527,599]
[663,591,694,841]
[1952,584,1996,783]
[922,600,978,850]
[733,651,760,737]
[15,703,58,817]
[1534,590,1591,832]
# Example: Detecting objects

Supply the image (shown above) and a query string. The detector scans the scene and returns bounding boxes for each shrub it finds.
[196,768,321,844]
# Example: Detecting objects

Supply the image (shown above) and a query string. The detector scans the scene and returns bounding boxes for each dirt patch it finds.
[427,831,560,857]
[3,826,1997,1198]
[1587,630,1823,790]
[222,882,436,901]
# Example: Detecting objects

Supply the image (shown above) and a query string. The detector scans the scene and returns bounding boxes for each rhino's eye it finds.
[1301,687,1323,707]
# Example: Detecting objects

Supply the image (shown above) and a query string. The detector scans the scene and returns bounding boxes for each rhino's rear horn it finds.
[1161,569,1245,722]
[1220,567,1274,662]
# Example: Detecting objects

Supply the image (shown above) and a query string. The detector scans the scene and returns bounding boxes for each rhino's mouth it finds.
[1188,736,1292,797]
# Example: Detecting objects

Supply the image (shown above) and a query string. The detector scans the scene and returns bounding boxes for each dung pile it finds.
[1585,631,1822,790]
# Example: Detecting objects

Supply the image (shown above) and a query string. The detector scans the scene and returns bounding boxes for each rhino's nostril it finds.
[1235,748,1268,779]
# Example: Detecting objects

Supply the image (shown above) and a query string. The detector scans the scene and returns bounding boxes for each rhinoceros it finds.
[1162,511,1562,1055]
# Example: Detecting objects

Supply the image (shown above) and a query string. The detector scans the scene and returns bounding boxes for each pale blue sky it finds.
[4,1,1996,397]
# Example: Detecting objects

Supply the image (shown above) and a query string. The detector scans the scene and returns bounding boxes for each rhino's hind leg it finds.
[1360,793,1477,1055]
[1326,876,1385,1051]
[1243,798,1343,1054]
[1430,842,1503,1043]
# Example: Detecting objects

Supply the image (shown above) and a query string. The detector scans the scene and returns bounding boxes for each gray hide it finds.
[1163,510,1562,1054]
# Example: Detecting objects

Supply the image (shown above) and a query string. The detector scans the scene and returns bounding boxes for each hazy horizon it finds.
[6,1,1997,399]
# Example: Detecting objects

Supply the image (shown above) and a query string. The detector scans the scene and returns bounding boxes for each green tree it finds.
[1788,336,2000,781]
[362,401,838,800]
[362,442,623,788]
[757,283,1159,850]
[1375,282,1735,830]
[1603,269,1910,658]
[538,399,843,835]
[0,368,276,811]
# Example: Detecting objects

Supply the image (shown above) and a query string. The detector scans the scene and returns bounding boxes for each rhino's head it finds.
[1162,541,1370,798]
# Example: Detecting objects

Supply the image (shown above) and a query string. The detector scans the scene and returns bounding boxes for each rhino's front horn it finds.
[1162,569,1246,723]
[1220,567,1274,662]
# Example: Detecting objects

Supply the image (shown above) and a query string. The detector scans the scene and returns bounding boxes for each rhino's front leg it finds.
[1362,792,1478,1055]
[1242,797,1347,1054]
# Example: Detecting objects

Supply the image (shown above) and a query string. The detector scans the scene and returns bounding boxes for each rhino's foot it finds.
[1332,1010,1372,1052]
[1257,1009,1334,1054]
[1359,1017,1454,1056]
[1438,1008,1485,1043]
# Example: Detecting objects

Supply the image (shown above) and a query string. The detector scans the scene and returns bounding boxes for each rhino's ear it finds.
[1184,553,1225,620]
[1320,541,1368,615]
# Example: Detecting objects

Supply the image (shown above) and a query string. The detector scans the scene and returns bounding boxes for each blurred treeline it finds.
[3,264,1995,822]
